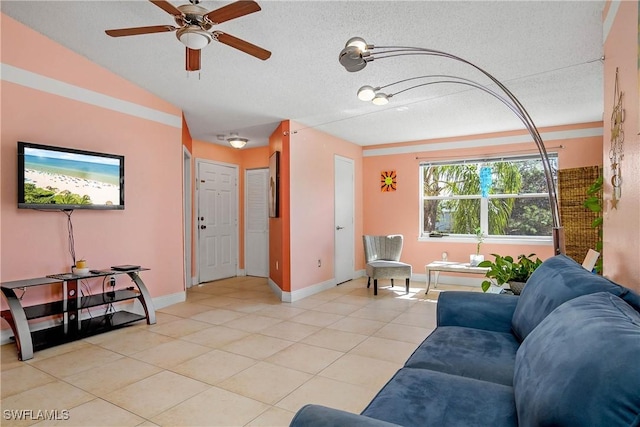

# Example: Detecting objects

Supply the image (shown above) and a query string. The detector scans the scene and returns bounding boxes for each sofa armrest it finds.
[437,291,519,334]
[289,404,402,427]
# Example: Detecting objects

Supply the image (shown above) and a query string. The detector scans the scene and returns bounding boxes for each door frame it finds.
[195,158,240,284]
[183,146,192,289]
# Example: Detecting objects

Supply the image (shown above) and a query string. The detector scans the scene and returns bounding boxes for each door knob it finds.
[336,226,344,230]
[200,225,207,229]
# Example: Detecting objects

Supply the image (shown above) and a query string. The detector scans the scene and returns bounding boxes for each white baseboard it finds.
[267,278,284,300]
[262,270,483,304]
[152,291,186,310]
[268,277,347,303]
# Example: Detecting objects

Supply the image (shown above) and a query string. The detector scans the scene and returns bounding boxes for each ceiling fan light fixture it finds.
[227,134,248,149]
[177,26,212,50]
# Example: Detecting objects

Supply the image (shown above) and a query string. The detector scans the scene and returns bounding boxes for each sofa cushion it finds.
[404,326,519,386]
[437,291,519,334]
[511,254,639,341]
[290,404,403,427]
[365,260,412,279]
[513,292,640,427]
[362,368,517,427]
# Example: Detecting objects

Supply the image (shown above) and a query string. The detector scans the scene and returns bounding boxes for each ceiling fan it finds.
[105,0,271,71]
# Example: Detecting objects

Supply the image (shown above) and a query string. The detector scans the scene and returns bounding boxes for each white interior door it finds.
[334,156,354,284]
[198,161,238,282]
[245,168,269,277]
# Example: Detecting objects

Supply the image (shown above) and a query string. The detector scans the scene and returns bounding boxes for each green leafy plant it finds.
[583,174,603,273]
[24,183,92,205]
[478,253,542,292]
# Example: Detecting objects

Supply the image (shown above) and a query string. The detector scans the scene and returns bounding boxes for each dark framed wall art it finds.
[269,151,280,218]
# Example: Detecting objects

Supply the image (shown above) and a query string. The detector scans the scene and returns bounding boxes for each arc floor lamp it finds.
[339,37,564,255]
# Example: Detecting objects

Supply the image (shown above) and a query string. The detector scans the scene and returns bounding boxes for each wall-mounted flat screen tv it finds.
[18,141,125,210]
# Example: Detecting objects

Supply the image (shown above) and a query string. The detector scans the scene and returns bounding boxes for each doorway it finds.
[245,168,269,277]
[197,160,238,283]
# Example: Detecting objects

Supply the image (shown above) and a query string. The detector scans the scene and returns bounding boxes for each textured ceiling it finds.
[1,1,605,148]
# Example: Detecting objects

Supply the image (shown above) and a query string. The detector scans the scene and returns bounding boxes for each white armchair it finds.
[363,235,412,295]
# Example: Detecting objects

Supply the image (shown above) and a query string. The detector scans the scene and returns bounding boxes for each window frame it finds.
[418,153,558,245]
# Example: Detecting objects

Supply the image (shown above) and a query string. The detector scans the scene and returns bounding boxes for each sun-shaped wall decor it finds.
[381,170,397,192]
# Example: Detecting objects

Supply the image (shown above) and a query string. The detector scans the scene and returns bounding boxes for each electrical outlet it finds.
[109,277,116,287]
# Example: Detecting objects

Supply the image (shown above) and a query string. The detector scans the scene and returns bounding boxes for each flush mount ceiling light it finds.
[227,133,248,149]
[176,26,212,50]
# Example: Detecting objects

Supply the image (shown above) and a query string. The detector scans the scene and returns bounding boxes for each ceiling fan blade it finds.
[105,25,177,37]
[186,47,201,71]
[149,0,183,17]
[215,32,271,60]
[205,1,261,24]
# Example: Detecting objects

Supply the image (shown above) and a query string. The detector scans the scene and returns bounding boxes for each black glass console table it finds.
[1,267,156,360]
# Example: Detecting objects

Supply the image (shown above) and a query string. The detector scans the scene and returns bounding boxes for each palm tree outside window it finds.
[421,154,558,239]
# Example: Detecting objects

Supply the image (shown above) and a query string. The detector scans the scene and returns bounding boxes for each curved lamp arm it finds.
[340,39,564,255]
[382,79,526,121]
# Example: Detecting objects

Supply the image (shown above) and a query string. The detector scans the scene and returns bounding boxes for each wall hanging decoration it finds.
[269,151,279,217]
[381,170,397,192]
[479,165,493,198]
[609,67,625,209]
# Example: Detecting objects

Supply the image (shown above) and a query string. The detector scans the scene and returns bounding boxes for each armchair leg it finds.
[367,277,371,288]
[390,278,394,287]
[405,278,410,294]
[374,279,378,295]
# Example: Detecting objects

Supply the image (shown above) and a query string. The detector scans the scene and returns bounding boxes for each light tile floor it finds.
[0,276,475,426]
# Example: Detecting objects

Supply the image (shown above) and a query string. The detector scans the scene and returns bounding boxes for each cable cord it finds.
[63,210,76,266]
[79,281,94,319]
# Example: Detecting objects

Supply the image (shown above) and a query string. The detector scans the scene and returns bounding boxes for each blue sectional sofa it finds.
[290,255,640,427]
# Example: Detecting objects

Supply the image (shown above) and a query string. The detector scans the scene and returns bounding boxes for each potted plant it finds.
[469,227,485,266]
[478,253,542,294]
[583,174,603,274]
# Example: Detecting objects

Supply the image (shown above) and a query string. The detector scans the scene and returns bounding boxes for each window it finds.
[421,154,557,239]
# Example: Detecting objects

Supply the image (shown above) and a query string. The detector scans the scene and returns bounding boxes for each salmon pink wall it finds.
[1,15,184,306]
[362,123,603,273]
[242,146,270,169]
[602,1,640,291]
[288,122,364,292]
[1,18,177,118]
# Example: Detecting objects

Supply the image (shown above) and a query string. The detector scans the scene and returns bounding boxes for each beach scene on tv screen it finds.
[24,147,121,206]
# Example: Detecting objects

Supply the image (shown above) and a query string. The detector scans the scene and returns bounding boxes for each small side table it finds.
[425,261,490,294]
